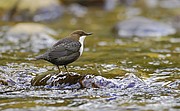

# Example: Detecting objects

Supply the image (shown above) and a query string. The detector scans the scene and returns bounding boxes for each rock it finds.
[31,72,148,90]
[83,73,147,89]
[1,23,56,52]
[113,17,176,37]
[31,73,53,86]
[1,0,63,22]
[31,72,85,88]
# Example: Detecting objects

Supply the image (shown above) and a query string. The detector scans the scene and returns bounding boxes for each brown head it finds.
[69,30,92,40]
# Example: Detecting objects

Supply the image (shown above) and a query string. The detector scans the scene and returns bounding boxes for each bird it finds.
[35,30,92,74]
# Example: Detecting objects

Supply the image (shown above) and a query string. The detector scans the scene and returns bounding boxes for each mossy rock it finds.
[31,72,85,87]
[31,72,53,86]
[2,23,56,52]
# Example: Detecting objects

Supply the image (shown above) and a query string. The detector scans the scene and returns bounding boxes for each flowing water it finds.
[0,4,180,111]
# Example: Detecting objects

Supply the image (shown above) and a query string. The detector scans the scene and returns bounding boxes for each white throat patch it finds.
[79,36,86,56]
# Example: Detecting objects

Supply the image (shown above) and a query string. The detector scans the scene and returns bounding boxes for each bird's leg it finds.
[64,65,70,75]
[56,65,61,74]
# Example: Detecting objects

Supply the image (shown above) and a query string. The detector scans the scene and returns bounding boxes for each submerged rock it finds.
[31,72,148,90]
[113,17,176,37]
[31,72,85,89]
[1,23,56,52]
[2,0,63,22]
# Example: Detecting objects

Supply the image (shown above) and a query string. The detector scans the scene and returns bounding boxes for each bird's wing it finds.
[48,40,81,59]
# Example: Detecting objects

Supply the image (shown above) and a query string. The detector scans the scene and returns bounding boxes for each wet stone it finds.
[31,72,85,89]
[113,17,176,37]
[31,72,149,90]
[2,0,63,22]
[0,23,56,52]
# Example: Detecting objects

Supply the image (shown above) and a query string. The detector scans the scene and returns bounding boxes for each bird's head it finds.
[70,30,92,41]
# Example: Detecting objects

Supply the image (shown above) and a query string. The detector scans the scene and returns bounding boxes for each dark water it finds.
[0,3,180,111]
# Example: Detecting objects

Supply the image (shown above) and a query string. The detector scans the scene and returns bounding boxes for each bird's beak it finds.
[85,32,93,36]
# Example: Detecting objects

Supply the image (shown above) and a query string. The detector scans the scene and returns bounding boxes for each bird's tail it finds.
[35,54,45,60]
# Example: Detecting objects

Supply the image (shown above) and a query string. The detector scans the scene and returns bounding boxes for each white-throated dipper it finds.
[35,30,92,74]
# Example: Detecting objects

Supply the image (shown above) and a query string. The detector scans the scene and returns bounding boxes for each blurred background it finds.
[0,0,179,76]
[0,0,180,111]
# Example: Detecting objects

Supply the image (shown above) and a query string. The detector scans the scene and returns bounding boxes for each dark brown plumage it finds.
[36,30,92,73]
